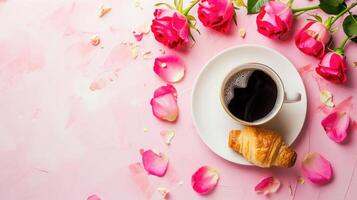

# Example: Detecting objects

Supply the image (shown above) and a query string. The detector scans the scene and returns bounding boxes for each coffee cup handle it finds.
[284,92,301,103]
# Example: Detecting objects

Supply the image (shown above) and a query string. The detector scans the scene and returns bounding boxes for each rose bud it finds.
[316,51,347,84]
[295,22,331,58]
[198,0,235,33]
[256,1,294,40]
[151,9,190,49]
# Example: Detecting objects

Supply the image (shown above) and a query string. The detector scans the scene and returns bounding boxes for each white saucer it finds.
[191,44,307,165]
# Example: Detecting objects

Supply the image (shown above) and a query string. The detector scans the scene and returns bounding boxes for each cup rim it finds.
[220,62,285,126]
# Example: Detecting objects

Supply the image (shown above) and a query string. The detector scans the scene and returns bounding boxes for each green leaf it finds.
[187,15,197,26]
[319,0,347,15]
[343,14,357,43]
[247,0,268,14]
[154,2,174,9]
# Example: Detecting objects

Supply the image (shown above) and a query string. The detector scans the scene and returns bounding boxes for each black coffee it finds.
[227,70,277,122]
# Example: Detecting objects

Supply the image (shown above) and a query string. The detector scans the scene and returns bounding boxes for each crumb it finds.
[90,35,101,46]
[239,28,246,38]
[99,5,112,17]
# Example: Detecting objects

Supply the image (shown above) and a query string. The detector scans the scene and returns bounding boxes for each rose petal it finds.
[157,187,169,199]
[353,61,357,68]
[128,162,153,198]
[142,149,169,177]
[302,152,333,184]
[87,195,101,200]
[191,166,219,195]
[320,90,334,107]
[160,130,175,145]
[153,55,185,83]
[321,111,350,143]
[150,85,179,122]
[254,176,280,195]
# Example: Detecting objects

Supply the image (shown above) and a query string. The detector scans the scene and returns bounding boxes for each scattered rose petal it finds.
[178,180,184,185]
[157,187,169,199]
[153,55,185,83]
[297,176,305,184]
[143,128,149,132]
[150,85,179,122]
[128,43,139,59]
[160,130,175,145]
[320,90,334,107]
[142,149,169,177]
[191,166,219,195]
[143,51,153,59]
[90,35,101,46]
[302,152,333,184]
[128,163,153,198]
[321,111,350,143]
[239,28,246,38]
[99,5,111,17]
[254,176,280,195]
[87,195,101,200]
[353,62,357,68]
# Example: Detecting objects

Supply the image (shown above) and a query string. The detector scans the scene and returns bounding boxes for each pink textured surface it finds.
[0,0,356,199]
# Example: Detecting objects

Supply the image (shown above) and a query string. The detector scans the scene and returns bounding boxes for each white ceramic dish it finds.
[191,44,307,165]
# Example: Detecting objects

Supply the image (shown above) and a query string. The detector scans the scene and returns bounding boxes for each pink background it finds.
[0,0,356,199]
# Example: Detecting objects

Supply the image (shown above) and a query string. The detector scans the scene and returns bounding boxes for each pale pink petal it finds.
[153,55,185,83]
[302,152,333,184]
[191,166,219,195]
[254,176,280,195]
[150,85,179,122]
[142,149,169,177]
[160,130,175,145]
[128,163,153,198]
[321,111,350,143]
[87,195,101,200]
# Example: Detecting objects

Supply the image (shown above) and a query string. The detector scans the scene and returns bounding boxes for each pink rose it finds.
[198,0,235,33]
[316,51,347,84]
[295,22,331,58]
[256,1,294,39]
[151,9,190,49]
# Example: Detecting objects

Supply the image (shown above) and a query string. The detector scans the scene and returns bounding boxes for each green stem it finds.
[330,3,357,27]
[183,0,200,16]
[292,5,320,13]
[337,36,350,51]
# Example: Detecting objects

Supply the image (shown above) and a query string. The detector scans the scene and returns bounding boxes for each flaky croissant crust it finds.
[228,126,297,168]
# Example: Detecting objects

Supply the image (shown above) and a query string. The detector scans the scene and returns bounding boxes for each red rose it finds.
[316,51,347,84]
[151,9,190,49]
[198,0,235,33]
[295,22,331,58]
[256,1,294,40]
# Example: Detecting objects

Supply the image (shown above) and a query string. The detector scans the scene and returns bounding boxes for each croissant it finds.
[228,126,297,168]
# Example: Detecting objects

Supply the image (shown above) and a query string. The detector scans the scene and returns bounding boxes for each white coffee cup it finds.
[220,63,301,126]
